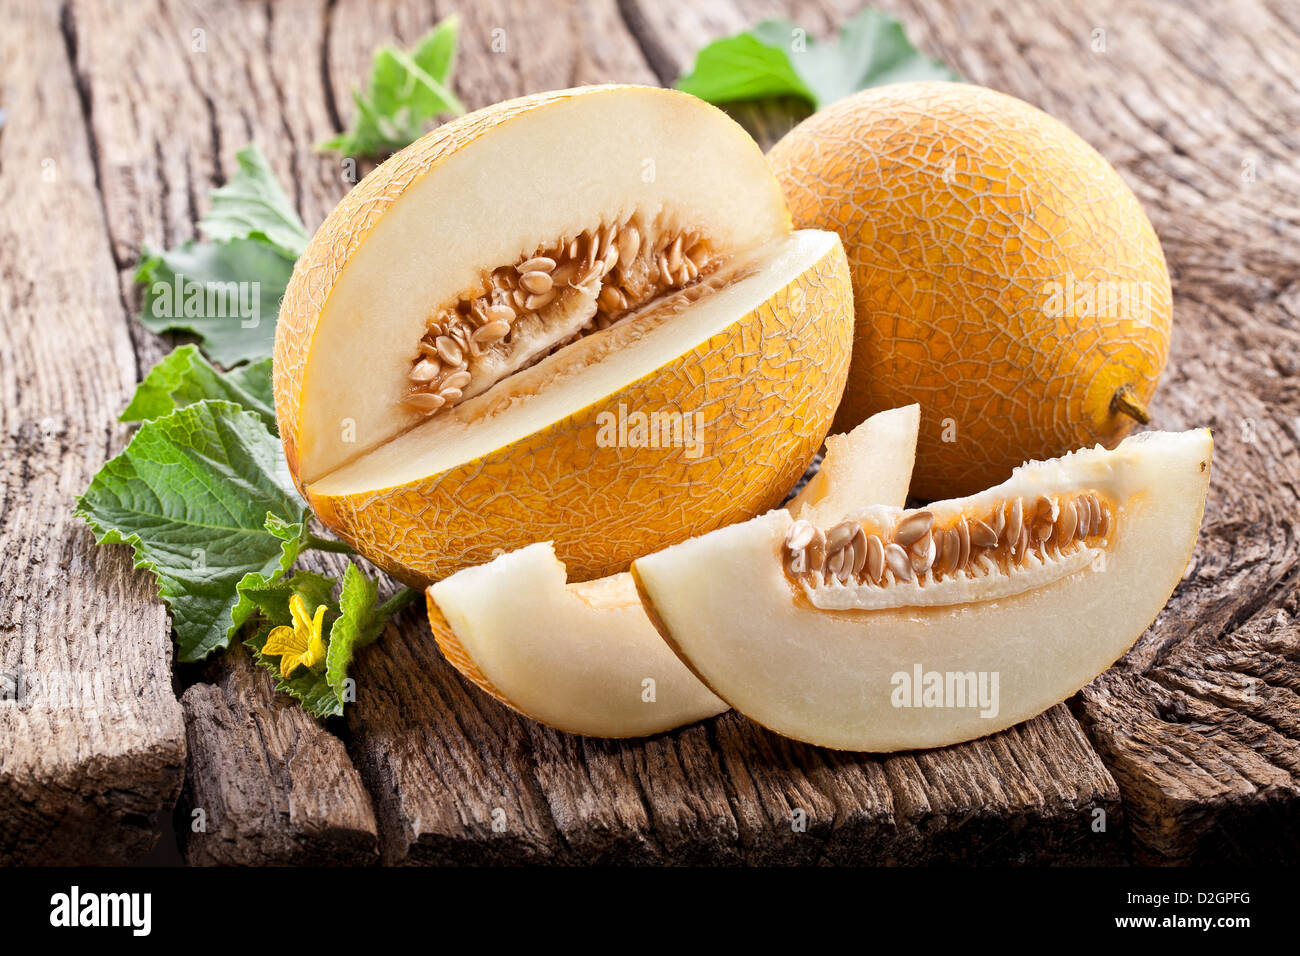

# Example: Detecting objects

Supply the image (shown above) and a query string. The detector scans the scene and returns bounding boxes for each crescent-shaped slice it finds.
[632,429,1212,751]
[426,406,921,737]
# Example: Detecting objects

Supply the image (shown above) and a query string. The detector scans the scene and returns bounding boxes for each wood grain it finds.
[0,0,185,864]
[177,648,380,865]
[6,0,1296,864]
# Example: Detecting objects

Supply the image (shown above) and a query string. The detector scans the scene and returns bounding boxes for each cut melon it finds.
[427,544,727,737]
[274,85,854,586]
[426,406,920,737]
[633,429,1212,751]
[788,403,919,524]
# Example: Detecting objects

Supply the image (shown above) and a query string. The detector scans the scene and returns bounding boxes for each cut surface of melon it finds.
[312,230,836,496]
[632,429,1212,751]
[428,543,727,737]
[789,403,919,522]
[286,86,790,485]
[425,406,922,737]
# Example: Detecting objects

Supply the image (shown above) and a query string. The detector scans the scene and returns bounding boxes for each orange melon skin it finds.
[768,82,1172,500]
[305,240,853,586]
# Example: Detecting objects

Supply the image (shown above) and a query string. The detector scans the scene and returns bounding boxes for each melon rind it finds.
[768,82,1173,499]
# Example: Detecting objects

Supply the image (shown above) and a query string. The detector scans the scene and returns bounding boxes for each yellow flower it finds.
[262,593,327,678]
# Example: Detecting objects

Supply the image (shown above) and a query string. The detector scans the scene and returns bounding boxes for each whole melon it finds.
[767,82,1171,499]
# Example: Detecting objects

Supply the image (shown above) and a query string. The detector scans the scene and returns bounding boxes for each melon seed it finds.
[884,543,914,582]
[826,521,857,553]
[894,510,934,546]
[865,534,885,584]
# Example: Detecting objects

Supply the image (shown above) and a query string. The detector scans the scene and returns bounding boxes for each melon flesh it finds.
[293,86,790,485]
[632,429,1212,751]
[425,405,919,737]
[428,544,727,737]
[788,403,918,524]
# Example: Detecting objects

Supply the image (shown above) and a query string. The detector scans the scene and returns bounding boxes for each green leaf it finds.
[319,15,465,158]
[120,345,275,431]
[198,145,309,259]
[325,564,386,702]
[676,9,960,111]
[226,518,326,642]
[134,237,294,366]
[675,32,815,106]
[76,400,308,661]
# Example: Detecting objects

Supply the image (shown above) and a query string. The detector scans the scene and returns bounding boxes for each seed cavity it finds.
[784,492,1116,610]
[403,213,718,417]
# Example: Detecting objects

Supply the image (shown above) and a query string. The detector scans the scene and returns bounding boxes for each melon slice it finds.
[426,406,921,737]
[274,85,854,586]
[632,429,1212,751]
[427,545,726,737]
[788,403,919,524]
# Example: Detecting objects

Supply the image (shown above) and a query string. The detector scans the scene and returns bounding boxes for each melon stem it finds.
[377,586,422,619]
[305,533,356,554]
[1111,385,1151,425]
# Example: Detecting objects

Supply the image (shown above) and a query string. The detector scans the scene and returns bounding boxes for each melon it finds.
[632,428,1211,751]
[274,85,854,585]
[767,82,1172,499]
[426,405,920,737]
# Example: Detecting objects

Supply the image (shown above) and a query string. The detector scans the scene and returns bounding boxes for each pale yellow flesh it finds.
[429,543,726,737]
[633,430,1212,752]
[789,403,919,520]
[298,87,789,485]
[311,230,837,496]
[425,406,921,738]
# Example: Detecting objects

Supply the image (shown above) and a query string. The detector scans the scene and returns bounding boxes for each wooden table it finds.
[3,0,1297,866]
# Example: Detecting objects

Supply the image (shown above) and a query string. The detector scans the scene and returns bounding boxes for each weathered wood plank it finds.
[177,648,380,865]
[61,0,374,865]
[38,0,1300,865]
[0,0,186,864]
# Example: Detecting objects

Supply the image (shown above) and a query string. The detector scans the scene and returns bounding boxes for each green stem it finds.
[305,533,356,554]
[377,586,422,618]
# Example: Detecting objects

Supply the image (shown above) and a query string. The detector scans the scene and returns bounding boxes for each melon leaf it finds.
[134,237,294,367]
[134,144,306,366]
[323,564,388,708]
[120,345,275,431]
[197,145,309,259]
[318,15,466,158]
[676,9,959,111]
[240,564,413,717]
[76,400,309,661]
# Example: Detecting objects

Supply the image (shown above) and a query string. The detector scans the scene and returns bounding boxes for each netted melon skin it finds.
[308,240,854,586]
[769,82,1172,499]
